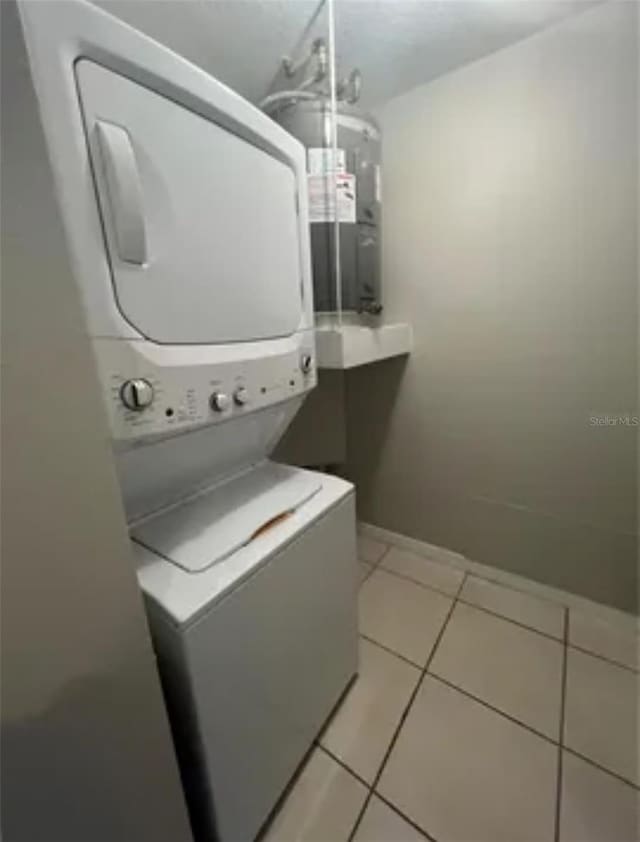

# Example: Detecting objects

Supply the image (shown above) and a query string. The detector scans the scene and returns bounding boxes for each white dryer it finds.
[18,3,359,840]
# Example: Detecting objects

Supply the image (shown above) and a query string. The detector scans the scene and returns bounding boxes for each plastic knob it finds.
[210,391,231,412]
[300,354,313,374]
[234,387,249,406]
[120,378,154,411]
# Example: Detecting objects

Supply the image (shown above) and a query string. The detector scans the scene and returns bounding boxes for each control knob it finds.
[120,378,154,411]
[210,391,231,412]
[233,386,249,406]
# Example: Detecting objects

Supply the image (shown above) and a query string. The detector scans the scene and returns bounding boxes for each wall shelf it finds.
[314,319,413,369]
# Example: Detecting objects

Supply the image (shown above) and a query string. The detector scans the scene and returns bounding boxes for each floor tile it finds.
[559,751,639,842]
[358,569,452,666]
[459,575,565,639]
[380,546,464,596]
[320,638,420,783]
[359,561,373,584]
[378,676,557,842]
[353,796,426,842]
[263,748,367,842]
[430,601,564,738]
[569,608,639,672]
[357,534,388,565]
[564,648,639,785]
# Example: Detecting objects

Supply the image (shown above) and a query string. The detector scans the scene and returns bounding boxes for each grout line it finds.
[453,571,467,599]
[347,589,460,842]
[267,542,639,839]
[562,746,640,792]
[321,732,436,840]
[359,522,640,621]
[314,672,360,747]
[428,654,640,793]
[368,555,574,650]
[359,633,425,670]
[427,630,640,793]
[358,541,393,585]
[321,739,437,842]
[260,671,360,839]
[255,738,319,841]
[566,602,638,674]
[374,562,465,602]
[358,551,638,834]
[358,561,376,586]
[454,568,567,612]
[554,608,569,842]
[567,641,639,675]
[382,551,640,675]
[456,597,565,644]
[316,744,372,790]
[376,557,637,674]
[357,541,394,571]
[373,792,438,841]
[319,723,436,840]
[426,672,558,748]
[371,543,393,569]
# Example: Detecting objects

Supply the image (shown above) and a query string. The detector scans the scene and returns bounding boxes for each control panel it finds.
[97,337,316,444]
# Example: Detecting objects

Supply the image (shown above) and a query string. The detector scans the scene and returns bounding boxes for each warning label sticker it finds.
[308,173,356,224]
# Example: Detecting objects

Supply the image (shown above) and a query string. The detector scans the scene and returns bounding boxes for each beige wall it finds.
[345,2,638,611]
[275,371,347,467]
[0,4,193,838]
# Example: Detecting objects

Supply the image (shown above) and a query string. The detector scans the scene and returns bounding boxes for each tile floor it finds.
[263,535,639,842]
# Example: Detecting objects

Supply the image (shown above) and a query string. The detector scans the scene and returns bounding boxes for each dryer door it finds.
[76,60,302,344]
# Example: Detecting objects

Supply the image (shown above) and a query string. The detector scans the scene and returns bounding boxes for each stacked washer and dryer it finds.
[18,3,358,840]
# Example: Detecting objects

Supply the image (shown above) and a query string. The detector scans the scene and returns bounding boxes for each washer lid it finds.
[131,462,321,572]
[133,471,354,625]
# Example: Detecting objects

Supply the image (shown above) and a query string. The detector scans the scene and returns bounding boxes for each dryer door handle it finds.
[95,120,148,265]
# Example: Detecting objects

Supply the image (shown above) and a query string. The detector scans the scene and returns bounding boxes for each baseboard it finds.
[358,521,639,625]
[359,521,468,570]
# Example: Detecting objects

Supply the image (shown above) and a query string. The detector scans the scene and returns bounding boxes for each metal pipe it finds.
[346,68,361,104]
[259,89,320,112]
[263,39,329,111]
[336,68,361,104]
[313,39,328,83]
[327,0,342,327]
[282,37,328,83]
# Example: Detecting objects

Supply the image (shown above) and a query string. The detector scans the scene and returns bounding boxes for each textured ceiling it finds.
[333,1,597,108]
[94,0,596,108]
[94,0,325,103]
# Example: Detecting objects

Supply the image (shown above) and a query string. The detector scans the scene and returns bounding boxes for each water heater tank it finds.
[266,98,381,314]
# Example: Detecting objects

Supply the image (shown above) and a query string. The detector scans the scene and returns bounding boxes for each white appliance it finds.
[18,3,359,840]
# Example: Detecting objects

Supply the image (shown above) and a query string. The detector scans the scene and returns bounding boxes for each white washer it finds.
[132,466,357,842]
[19,3,359,840]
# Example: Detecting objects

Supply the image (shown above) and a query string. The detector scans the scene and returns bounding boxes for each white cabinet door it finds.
[76,60,302,344]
